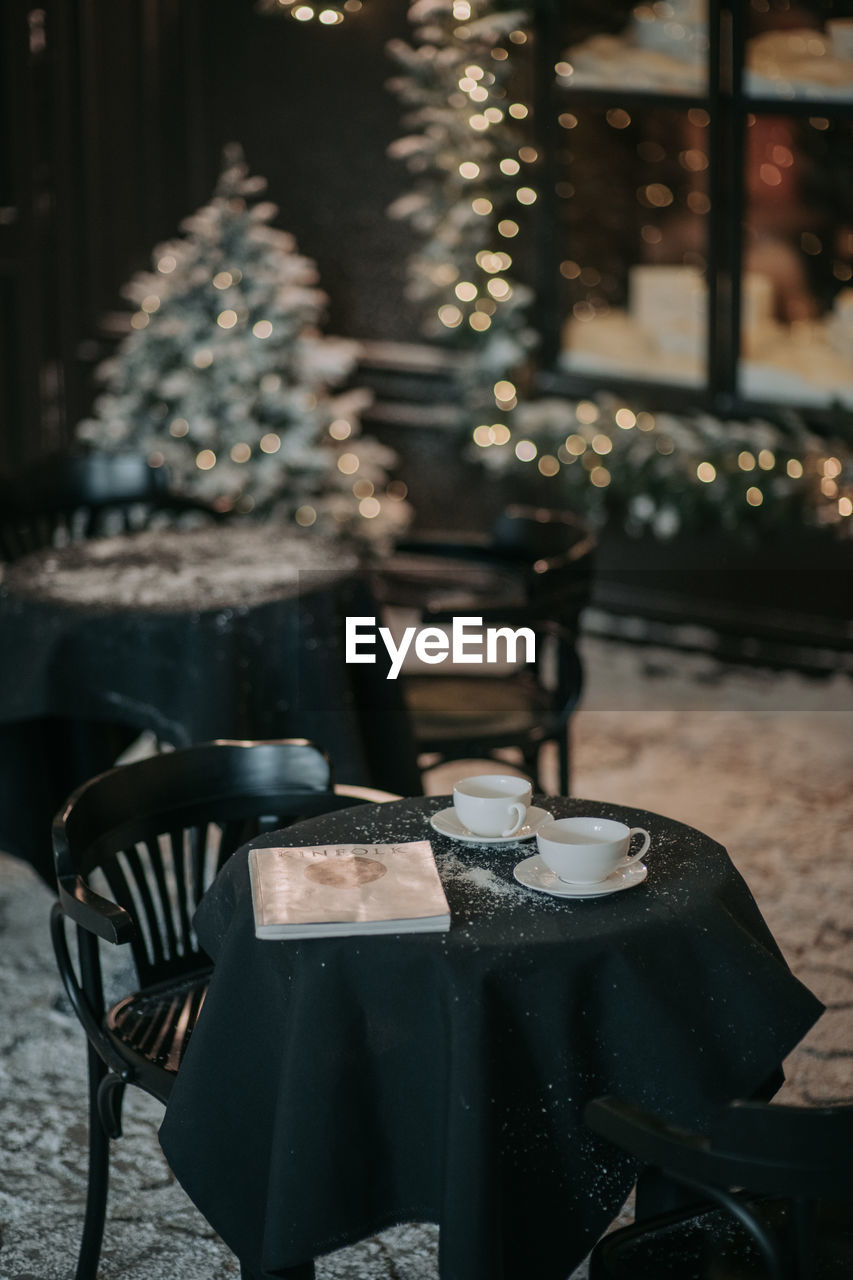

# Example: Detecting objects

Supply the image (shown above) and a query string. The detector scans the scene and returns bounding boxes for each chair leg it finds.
[76,1046,112,1280]
[558,724,571,797]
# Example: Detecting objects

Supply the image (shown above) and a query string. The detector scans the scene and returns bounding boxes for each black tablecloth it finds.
[159,795,822,1280]
[0,527,421,882]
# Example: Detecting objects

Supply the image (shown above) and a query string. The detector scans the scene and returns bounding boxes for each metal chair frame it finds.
[1,451,226,560]
[387,506,595,794]
[585,1094,853,1280]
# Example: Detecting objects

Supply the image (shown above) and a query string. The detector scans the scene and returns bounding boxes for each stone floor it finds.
[1,636,851,1280]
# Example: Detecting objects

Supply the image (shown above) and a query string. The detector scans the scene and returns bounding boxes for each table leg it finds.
[240,1262,316,1280]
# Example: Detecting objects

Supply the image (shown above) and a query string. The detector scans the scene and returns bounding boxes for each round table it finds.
[158,794,822,1280]
[0,525,421,882]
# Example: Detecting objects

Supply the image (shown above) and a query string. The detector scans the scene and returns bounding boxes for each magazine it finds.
[248,840,450,939]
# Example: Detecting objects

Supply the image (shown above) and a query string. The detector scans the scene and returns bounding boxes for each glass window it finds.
[557,106,711,387]
[559,1,709,95]
[745,0,853,103]
[739,113,853,405]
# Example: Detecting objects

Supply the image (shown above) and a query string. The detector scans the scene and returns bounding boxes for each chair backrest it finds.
[490,506,595,618]
[0,452,219,560]
[53,738,353,988]
[491,505,595,566]
[586,1095,853,1203]
[25,452,169,510]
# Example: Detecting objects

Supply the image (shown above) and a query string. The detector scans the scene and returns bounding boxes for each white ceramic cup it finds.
[536,817,651,884]
[452,774,532,838]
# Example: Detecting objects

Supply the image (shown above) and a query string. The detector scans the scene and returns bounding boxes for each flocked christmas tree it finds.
[78,145,411,546]
[387,0,537,425]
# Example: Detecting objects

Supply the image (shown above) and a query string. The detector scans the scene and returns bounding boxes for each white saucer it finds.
[513,854,648,898]
[429,806,552,845]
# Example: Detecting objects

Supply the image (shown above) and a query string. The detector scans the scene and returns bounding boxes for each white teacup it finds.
[536,817,651,885]
[452,774,532,838]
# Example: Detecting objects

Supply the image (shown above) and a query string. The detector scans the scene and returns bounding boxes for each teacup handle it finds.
[623,827,651,866]
[502,804,527,837]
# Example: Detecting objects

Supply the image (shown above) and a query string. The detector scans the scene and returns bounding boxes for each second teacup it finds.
[452,774,533,838]
[536,817,651,884]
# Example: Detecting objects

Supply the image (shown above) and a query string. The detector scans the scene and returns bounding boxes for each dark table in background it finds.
[0,525,421,883]
[159,794,822,1280]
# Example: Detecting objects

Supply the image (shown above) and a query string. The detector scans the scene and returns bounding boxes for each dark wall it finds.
[1,0,422,472]
[1,0,213,470]
[205,0,421,342]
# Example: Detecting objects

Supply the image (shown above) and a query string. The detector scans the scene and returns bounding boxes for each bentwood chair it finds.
[0,451,226,560]
[382,506,595,794]
[51,739,369,1280]
[585,1095,853,1280]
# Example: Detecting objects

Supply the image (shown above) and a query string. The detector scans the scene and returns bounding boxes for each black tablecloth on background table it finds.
[159,795,822,1280]
[0,527,421,882]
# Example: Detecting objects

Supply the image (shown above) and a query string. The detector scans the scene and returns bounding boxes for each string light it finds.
[256,0,358,25]
[337,452,360,475]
